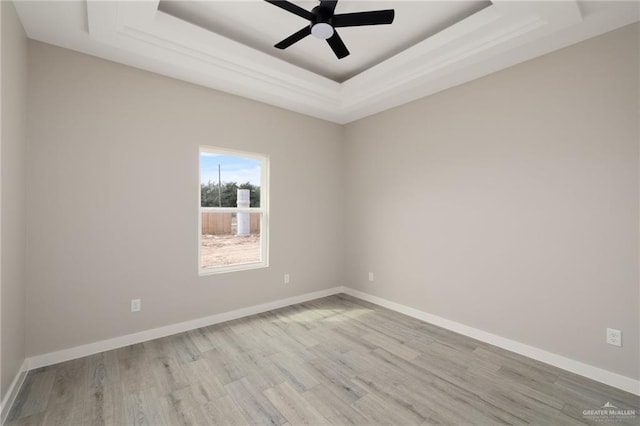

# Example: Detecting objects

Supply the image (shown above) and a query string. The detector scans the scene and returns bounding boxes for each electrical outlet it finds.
[368,272,374,282]
[284,273,290,284]
[131,299,141,313]
[606,328,622,347]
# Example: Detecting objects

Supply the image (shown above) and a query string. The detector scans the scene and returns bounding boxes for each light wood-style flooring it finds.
[7,294,640,425]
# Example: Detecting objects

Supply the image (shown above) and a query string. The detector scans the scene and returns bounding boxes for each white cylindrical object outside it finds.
[237,189,250,236]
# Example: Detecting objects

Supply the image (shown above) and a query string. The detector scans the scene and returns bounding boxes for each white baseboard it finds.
[21,285,639,400]
[26,286,344,370]
[343,287,640,396]
[1,359,28,425]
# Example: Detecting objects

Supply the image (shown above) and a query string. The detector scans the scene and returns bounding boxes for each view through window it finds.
[199,148,268,274]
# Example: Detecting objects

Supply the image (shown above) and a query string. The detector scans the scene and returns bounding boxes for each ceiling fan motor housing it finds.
[310,6,334,39]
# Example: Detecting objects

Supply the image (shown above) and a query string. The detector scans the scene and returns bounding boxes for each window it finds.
[199,147,268,274]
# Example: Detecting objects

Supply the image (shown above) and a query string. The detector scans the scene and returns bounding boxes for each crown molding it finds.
[14,1,640,124]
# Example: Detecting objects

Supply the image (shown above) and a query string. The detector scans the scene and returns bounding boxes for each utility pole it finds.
[218,163,222,207]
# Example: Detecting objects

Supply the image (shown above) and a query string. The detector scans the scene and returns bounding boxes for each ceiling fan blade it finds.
[320,0,338,13]
[264,1,314,21]
[326,31,349,59]
[274,26,311,49]
[332,10,395,27]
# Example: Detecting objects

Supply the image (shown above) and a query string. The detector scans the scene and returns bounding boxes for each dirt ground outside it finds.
[200,234,260,268]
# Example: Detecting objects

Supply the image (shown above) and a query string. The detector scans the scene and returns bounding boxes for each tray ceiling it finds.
[158,1,492,82]
[13,1,640,124]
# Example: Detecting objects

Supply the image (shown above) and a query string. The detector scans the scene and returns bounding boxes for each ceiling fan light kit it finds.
[311,22,334,40]
[265,0,395,59]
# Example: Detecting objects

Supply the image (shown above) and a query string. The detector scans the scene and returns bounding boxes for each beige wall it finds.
[19,21,640,384]
[344,24,640,379]
[1,1,28,399]
[25,41,344,356]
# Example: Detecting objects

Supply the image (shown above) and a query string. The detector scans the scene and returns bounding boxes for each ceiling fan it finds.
[264,0,395,59]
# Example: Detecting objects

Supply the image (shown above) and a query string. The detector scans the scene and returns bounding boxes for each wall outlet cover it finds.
[606,328,622,347]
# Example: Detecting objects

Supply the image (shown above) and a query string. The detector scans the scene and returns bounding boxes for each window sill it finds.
[199,261,268,276]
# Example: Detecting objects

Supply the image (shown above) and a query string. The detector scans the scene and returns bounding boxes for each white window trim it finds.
[198,146,269,275]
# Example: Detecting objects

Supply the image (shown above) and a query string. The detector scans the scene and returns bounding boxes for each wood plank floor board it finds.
[87,351,120,391]
[162,391,224,426]
[198,324,232,350]
[85,382,128,426]
[395,383,489,425]
[316,327,377,355]
[458,364,567,414]
[169,333,202,365]
[328,323,378,346]
[371,348,545,425]
[227,317,258,336]
[281,323,322,349]
[269,352,319,393]
[182,358,227,401]
[7,294,640,426]
[306,356,368,403]
[330,349,378,377]
[48,357,88,406]
[39,360,88,425]
[404,336,437,354]
[352,391,426,425]
[115,343,146,361]
[424,340,477,363]
[123,387,165,426]
[355,357,518,425]
[467,378,563,425]
[201,396,250,426]
[225,378,287,426]
[149,355,190,396]
[553,374,640,410]
[4,413,46,426]
[221,328,258,354]
[358,314,433,345]
[414,378,527,426]
[417,325,483,353]
[412,347,471,376]
[118,355,156,395]
[260,328,317,363]
[40,399,85,426]
[496,363,559,390]
[309,344,362,378]
[284,304,329,328]
[263,381,328,425]
[6,370,56,422]
[167,386,214,426]
[473,345,560,375]
[301,384,370,425]
[369,348,442,385]
[236,360,283,393]
[185,328,217,353]
[351,375,443,423]
[203,346,250,385]
[235,330,283,358]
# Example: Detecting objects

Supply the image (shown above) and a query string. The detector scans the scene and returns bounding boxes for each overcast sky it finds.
[200,152,261,186]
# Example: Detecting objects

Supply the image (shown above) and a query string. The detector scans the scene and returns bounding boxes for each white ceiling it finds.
[158,1,492,82]
[13,1,640,124]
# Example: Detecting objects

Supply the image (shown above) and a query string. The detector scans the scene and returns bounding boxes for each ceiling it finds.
[158,1,492,82]
[13,1,640,124]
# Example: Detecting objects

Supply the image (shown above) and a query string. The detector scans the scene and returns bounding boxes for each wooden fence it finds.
[201,212,261,235]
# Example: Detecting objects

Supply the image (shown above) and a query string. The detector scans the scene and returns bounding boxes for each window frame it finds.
[198,146,269,275]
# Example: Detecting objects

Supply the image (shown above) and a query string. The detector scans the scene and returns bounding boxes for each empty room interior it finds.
[1,0,639,425]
